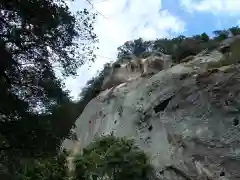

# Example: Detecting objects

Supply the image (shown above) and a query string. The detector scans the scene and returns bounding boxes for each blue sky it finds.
[163,0,240,37]
[64,0,240,99]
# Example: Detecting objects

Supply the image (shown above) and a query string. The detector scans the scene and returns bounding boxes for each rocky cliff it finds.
[64,38,240,180]
[101,52,172,91]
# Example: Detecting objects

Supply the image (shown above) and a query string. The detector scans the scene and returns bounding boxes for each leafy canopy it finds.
[0,150,69,180]
[73,135,155,180]
[0,0,98,177]
[115,26,240,64]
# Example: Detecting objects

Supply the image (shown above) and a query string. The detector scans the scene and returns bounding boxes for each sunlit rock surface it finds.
[101,52,172,91]
[64,42,240,179]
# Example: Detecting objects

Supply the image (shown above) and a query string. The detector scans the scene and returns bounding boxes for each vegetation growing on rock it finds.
[1,135,154,180]
[208,39,240,69]
[73,135,155,180]
[76,26,240,115]
[2,0,240,178]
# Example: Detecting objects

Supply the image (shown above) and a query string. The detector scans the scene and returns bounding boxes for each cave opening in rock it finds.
[154,96,174,113]
[148,125,153,131]
[113,63,121,69]
[233,118,239,126]
[220,171,225,176]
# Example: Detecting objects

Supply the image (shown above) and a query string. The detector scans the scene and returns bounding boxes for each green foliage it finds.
[207,39,240,69]
[229,26,240,36]
[200,33,210,42]
[23,153,68,180]
[73,63,112,117]
[230,39,240,60]
[172,38,203,62]
[192,33,209,42]
[141,51,152,58]
[114,26,240,65]
[75,26,239,118]
[117,38,152,62]
[1,1,240,178]
[213,30,229,41]
[0,0,98,178]
[0,150,69,180]
[200,40,219,51]
[0,0,98,152]
[73,135,155,180]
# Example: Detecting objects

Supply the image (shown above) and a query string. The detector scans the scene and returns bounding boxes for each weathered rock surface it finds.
[64,46,240,179]
[101,52,172,91]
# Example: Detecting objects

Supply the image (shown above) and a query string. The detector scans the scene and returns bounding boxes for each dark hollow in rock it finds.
[113,63,121,69]
[146,137,151,141]
[220,171,225,176]
[179,73,189,80]
[172,104,180,110]
[154,96,174,113]
[148,125,153,131]
[130,64,134,71]
[219,45,231,54]
[233,118,239,126]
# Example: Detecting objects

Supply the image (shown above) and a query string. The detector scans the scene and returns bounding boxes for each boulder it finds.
[218,35,240,54]
[101,53,172,91]
[64,48,240,179]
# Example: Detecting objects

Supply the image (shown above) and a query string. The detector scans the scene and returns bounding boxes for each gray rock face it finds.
[64,49,240,179]
[101,53,172,91]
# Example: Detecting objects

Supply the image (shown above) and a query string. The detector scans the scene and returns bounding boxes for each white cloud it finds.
[65,0,185,99]
[181,0,240,15]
